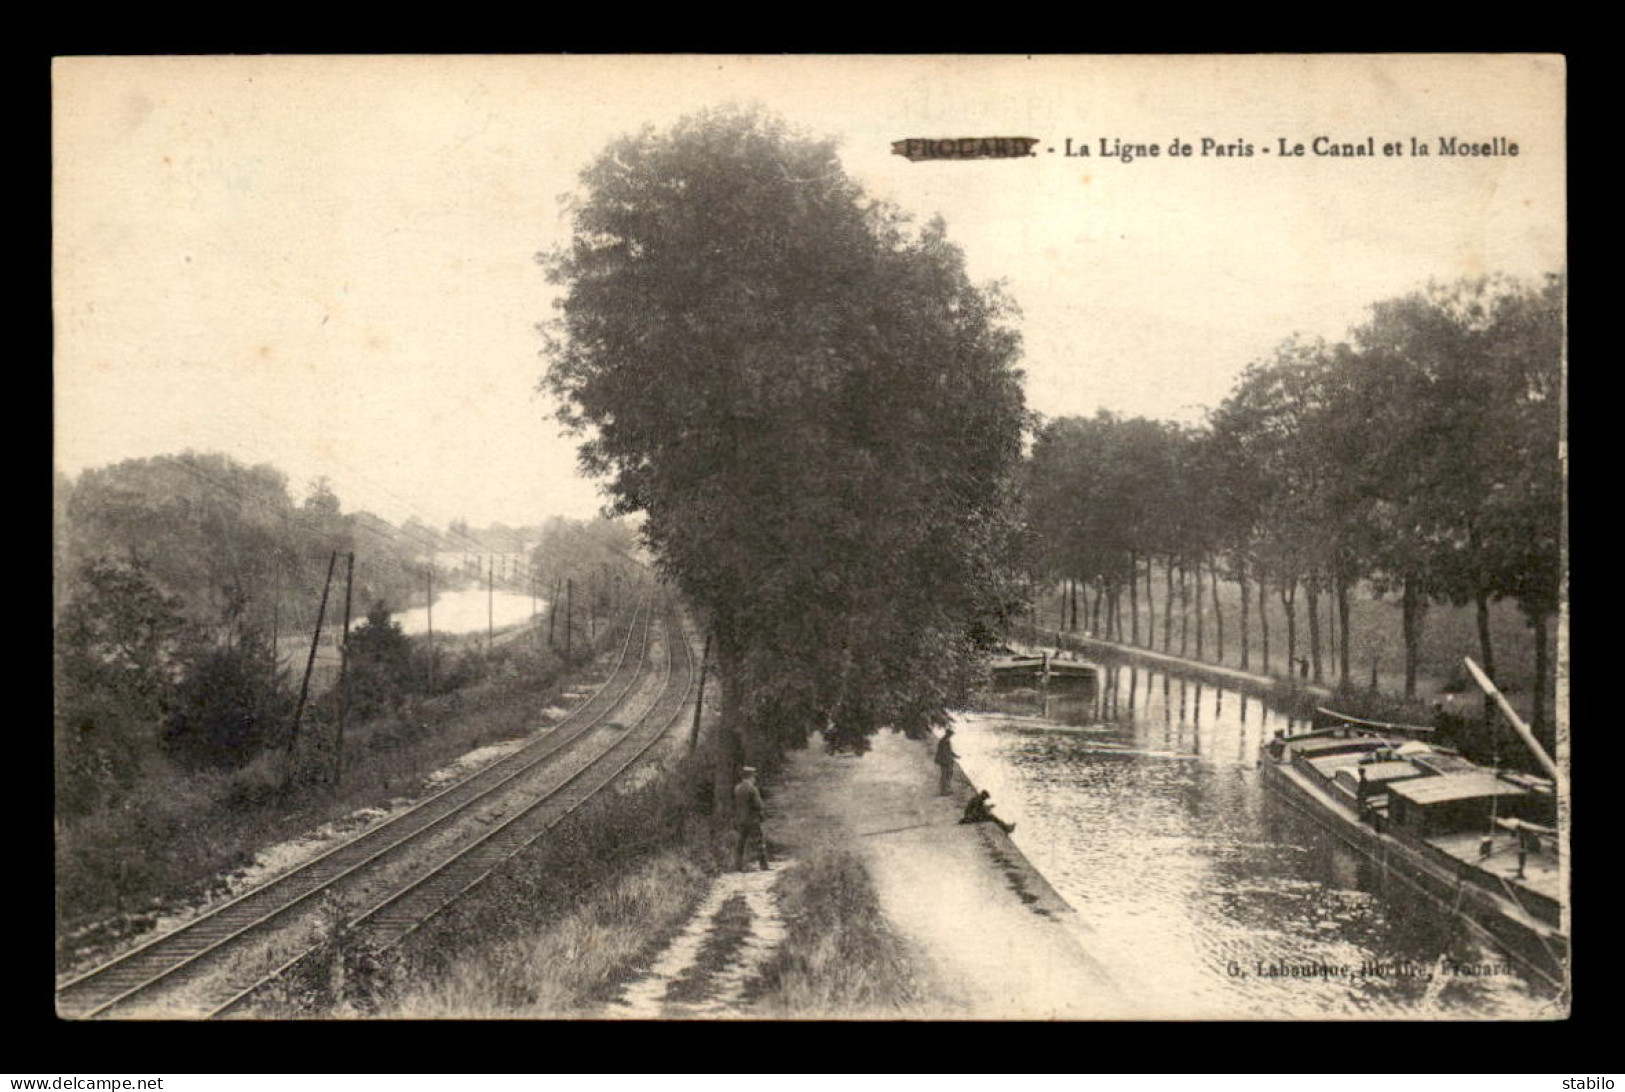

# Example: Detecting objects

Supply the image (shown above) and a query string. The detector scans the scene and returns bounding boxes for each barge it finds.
[989,648,1100,688]
[1259,701,1567,994]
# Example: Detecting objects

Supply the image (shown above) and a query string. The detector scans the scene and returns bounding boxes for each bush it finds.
[344,603,414,717]
[163,635,293,769]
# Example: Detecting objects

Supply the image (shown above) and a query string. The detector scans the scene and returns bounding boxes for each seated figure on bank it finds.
[960,790,1016,835]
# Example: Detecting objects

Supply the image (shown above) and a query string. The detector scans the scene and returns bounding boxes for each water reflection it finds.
[391,588,539,637]
[961,661,1556,1018]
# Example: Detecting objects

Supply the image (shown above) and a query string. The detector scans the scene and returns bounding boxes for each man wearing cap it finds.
[935,727,958,795]
[733,765,769,872]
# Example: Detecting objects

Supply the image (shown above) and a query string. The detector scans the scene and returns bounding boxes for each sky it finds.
[53,55,1565,527]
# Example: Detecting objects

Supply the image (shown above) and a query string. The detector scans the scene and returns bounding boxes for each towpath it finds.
[769,730,1132,1019]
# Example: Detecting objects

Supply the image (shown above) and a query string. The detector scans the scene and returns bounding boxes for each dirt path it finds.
[769,731,1133,1020]
[606,865,789,1018]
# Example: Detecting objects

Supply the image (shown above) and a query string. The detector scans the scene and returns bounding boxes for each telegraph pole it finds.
[285,550,338,789]
[549,575,559,649]
[427,561,436,692]
[333,551,355,785]
[566,577,573,661]
[488,555,495,651]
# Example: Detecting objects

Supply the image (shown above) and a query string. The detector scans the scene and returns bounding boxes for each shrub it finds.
[163,634,293,769]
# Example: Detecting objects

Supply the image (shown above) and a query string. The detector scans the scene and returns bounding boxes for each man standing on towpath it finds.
[733,766,769,872]
[936,727,958,795]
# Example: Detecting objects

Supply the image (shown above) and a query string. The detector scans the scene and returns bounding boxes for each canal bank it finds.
[1014,623,1334,705]
[770,729,1129,1019]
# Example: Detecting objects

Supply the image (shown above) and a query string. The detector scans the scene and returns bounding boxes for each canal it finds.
[951,661,1561,1019]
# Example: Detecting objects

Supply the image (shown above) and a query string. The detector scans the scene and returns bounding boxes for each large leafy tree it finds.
[1348,275,1563,720]
[542,108,1028,779]
[1348,275,1563,708]
[54,557,190,812]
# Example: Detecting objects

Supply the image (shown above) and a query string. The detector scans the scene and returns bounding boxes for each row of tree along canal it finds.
[1024,273,1562,739]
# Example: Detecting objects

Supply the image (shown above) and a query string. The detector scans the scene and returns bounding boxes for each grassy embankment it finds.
[746,846,926,1018]
[256,750,719,1016]
[256,700,927,1018]
[55,617,622,973]
[266,827,925,1018]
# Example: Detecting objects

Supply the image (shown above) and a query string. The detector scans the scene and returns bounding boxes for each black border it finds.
[33,43,1601,1075]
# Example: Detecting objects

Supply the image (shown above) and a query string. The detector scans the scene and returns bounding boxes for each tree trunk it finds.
[1279,578,1298,678]
[1210,563,1224,665]
[1091,579,1103,634]
[1194,556,1205,661]
[1239,569,1251,671]
[1145,559,1156,650]
[1337,576,1352,689]
[1179,561,1190,657]
[689,630,712,751]
[1129,551,1140,646]
[1069,578,1079,632]
[1164,557,1175,652]
[1257,566,1270,674]
[1324,588,1336,679]
[1307,580,1323,683]
[1532,610,1549,738]
[1401,577,1423,699]
[713,644,748,827]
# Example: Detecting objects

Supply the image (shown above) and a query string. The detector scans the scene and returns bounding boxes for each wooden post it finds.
[285,550,337,787]
[333,551,355,785]
[689,630,712,751]
[427,563,436,693]
[488,555,494,651]
[566,577,573,660]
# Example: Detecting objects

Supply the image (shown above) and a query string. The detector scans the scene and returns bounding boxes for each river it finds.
[951,662,1561,1019]
[390,588,541,637]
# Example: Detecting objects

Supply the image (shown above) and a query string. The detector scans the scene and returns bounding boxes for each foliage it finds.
[54,557,189,813]
[163,629,294,768]
[1026,272,1563,714]
[59,452,433,654]
[542,108,1029,760]
[341,601,416,720]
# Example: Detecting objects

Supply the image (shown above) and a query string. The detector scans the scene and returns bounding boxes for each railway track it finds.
[56,589,694,1020]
